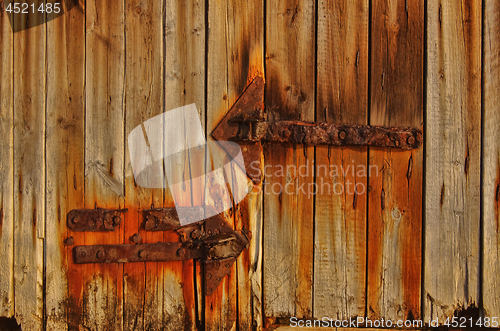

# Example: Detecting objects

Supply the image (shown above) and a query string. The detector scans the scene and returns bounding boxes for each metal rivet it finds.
[96,250,105,259]
[338,131,346,139]
[407,136,415,145]
[216,277,221,281]
[79,251,86,258]
[225,263,230,268]
[216,262,221,267]
[177,248,185,258]
[283,129,291,138]
[70,217,77,224]
[206,273,212,279]
[220,222,225,227]
[138,250,147,259]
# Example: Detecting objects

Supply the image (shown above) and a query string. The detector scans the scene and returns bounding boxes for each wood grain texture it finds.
[163,1,205,329]
[0,3,14,319]
[482,0,500,319]
[264,0,315,322]
[123,0,164,330]
[206,0,264,329]
[425,0,481,323]
[12,2,46,330]
[84,1,125,330]
[45,2,85,329]
[313,0,369,319]
[368,0,424,321]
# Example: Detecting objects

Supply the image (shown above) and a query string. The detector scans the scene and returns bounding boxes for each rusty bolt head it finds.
[282,129,291,138]
[130,233,142,244]
[79,250,87,258]
[206,273,212,279]
[394,139,400,147]
[177,248,185,258]
[63,236,74,246]
[138,250,148,259]
[96,250,105,259]
[112,215,121,226]
[70,217,77,224]
[225,263,230,268]
[407,136,415,145]
[338,131,346,140]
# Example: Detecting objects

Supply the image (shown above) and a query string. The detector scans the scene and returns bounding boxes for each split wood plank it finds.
[12,2,46,330]
[206,1,264,330]
[163,1,205,329]
[84,1,125,330]
[368,0,424,321]
[0,4,14,319]
[313,0,369,320]
[123,0,164,330]
[483,0,500,319]
[425,0,482,323]
[264,0,315,323]
[45,2,85,330]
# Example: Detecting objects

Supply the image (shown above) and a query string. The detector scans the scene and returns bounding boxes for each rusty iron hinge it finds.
[211,75,423,182]
[70,208,251,296]
[67,208,128,232]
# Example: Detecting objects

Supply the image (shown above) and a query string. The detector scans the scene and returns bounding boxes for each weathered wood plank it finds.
[12,2,46,330]
[45,2,85,329]
[263,0,315,322]
[123,0,164,330]
[425,0,481,323]
[368,0,424,321]
[482,0,500,320]
[206,0,264,329]
[163,1,205,329]
[313,0,369,320]
[84,1,125,330]
[0,3,14,319]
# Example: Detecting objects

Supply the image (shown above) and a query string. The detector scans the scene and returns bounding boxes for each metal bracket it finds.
[72,210,251,296]
[211,76,423,182]
[67,208,128,232]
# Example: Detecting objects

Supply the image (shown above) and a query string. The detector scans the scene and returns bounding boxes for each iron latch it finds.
[67,208,128,232]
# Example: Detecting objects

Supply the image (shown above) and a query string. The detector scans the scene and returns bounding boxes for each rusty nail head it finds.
[144,219,155,230]
[283,129,291,138]
[64,236,74,246]
[79,251,86,258]
[138,250,147,259]
[407,136,415,145]
[113,215,121,225]
[70,217,77,224]
[96,250,105,259]
[216,277,221,281]
[339,131,346,139]
[130,233,142,244]
[206,273,212,279]
[216,262,221,267]
[225,263,230,268]
[177,248,185,257]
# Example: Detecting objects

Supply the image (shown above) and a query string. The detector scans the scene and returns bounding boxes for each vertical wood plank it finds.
[123,0,163,329]
[425,0,481,323]
[264,0,315,322]
[0,2,14,319]
[368,0,424,321]
[13,2,46,330]
[483,0,500,319]
[45,1,85,329]
[84,1,125,330]
[163,1,205,329]
[313,0,369,319]
[206,0,264,329]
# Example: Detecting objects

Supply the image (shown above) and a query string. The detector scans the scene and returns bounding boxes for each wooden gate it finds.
[0,0,499,330]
